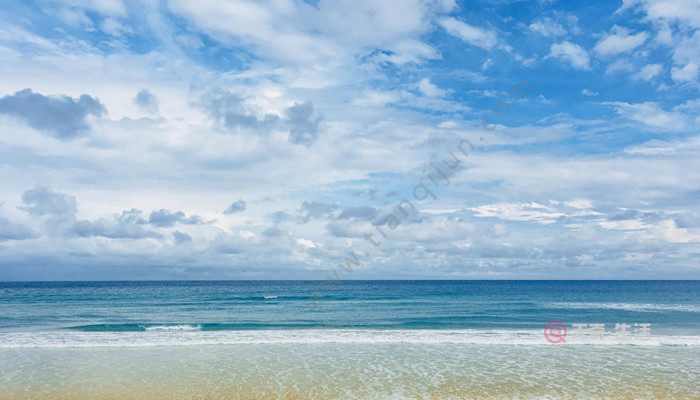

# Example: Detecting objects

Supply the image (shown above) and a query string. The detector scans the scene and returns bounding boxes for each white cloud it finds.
[470,202,564,225]
[52,8,93,29]
[600,218,700,243]
[438,17,498,50]
[564,199,594,209]
[605,59,635,75]
[416,78,448,97]
[618,0,700,28]
[669,30,699,83]
[636,63,663,81]
[168,0,453,66]
[101,18,133,37]
[528,17,566,37]
[671,62,698,82]
[470,200,599,225]
[372,39,441,65]
[53,0,127,17]
[295,237,317,248]
[594,26,648,56]
[606,101,690,131]
[581,89,598,96]
[548,41,590,69]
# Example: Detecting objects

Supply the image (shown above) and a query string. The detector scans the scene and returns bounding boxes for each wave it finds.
[68,323,329,332]
[1,329,698,348]
[144,325,201,332]
[541,302,700,313]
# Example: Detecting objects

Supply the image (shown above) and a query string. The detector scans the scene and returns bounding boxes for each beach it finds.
[2,342,698,399]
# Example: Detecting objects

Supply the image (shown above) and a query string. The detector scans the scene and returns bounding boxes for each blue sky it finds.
[0,0,698,280]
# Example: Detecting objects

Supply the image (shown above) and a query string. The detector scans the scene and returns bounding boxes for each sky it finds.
[0,0,698,280]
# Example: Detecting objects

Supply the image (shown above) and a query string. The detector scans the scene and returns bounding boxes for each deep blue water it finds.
[0,280,697,334]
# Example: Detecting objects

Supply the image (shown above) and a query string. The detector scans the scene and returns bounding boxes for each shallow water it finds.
[1,343,698,399]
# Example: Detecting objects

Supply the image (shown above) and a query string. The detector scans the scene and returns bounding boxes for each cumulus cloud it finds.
[133,89,159,114]
[74,217,162,239]
[224,200,246,214]
[286,102,322,145]
[438,17,498,50]
[0,89,105,139]
[198,89,280,133]
[594,26,648,56]
[300,201,338,222]
[548,41,590,69]
[148,209,202,227]
[172,230,192,244]
[616,2,698,84]
[199,90,322,145]
[20,187,77,218]
[618,0,700,28]
[71,209,160,239]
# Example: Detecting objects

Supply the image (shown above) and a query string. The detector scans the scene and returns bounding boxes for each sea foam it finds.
[0,329,698,348]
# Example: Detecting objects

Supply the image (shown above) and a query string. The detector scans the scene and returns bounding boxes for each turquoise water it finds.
[1,280,698,334]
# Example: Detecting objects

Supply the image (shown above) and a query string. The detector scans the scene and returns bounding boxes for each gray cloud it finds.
[269,210,290,223]
[337,205,378,220]
[286,102,321,145]
[300,200,338,222]
[213,234,245,254]
[262,226,285,237]
[20,187,77,219]
[325,220,364,238]
[199,90,322,145]
[73,209,162,239]
[199,90,279,133]
[73,219,162,239]
[674,212,700,228]
[0,89,105,139]
[133,89,159,114]
[223,200,246,214]
[172,230,192,244]
[148,209,202,227]
[119,208,148,225]
[0,216,39,241]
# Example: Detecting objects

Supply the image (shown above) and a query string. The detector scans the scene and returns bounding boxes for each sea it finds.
[0,280,698,399]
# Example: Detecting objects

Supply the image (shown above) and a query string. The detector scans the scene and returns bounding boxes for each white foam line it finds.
[144,325,202,331]
[0,329,698,348]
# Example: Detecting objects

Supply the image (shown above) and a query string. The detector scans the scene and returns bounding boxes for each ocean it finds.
[0,280,698,399]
